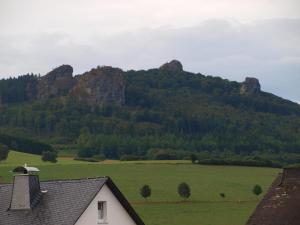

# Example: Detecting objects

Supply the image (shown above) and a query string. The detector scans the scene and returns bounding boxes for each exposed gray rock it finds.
[69,66,125,106]
[37,65,75,99]
[240,77,261,95]
[159,60,183,72]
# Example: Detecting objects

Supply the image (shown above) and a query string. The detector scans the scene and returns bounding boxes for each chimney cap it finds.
[12,164,40,174]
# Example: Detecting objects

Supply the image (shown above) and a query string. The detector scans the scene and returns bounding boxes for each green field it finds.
[0,151,280,225]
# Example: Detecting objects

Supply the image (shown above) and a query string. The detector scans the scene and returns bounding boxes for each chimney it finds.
[9,164,42,210]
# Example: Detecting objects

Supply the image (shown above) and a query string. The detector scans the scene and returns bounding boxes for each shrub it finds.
[219,193,226,198]
[41,151,57,163]
[190,154,197,163]
[253,185,263,196]
[178,182,191,200]
[92,154,106,161]
[0,143,9,162]
[77,148,93,158]
[140,185,151,200]
[147,148,176,160]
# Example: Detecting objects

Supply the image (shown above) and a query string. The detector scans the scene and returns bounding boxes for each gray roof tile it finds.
[0,177,107,225]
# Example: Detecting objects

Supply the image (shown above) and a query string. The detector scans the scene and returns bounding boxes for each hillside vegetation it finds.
[0,60,300,166]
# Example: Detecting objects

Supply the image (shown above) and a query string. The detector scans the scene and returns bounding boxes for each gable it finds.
[75,184,137,225]
[0,177,144,225]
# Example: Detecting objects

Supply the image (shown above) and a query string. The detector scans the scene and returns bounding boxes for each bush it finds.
[219,193,226,198]
[77,148,93,158]
[140,185,151,200]
[253,185,263,196]
[147,148,177,160]
[178,182,191,200]
[190,153,197,163]
[0,143,9,162]
[92,154,106,161]
[41,151,57,163]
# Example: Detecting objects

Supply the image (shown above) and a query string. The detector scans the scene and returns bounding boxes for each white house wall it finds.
[75,184,137,225]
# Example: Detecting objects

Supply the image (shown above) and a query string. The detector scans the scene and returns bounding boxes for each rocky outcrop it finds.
[35,64,125,107]
[69,66,125,106]
[159,60,183,72]
[37,65,75,99]
[240,77,261,95]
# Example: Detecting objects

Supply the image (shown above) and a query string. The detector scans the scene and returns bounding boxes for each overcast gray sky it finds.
[0,0,299,103]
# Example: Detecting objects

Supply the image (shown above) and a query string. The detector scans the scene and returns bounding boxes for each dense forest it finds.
[0,61,299,167]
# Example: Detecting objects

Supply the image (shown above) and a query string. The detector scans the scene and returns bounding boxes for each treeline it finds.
[0,133,53,155]
[125,69,300,116]
[0,74,38,104]
[191,153,282,168]
[76,132,192,160]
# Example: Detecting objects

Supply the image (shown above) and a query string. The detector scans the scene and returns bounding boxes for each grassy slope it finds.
[0,151,280,225]
[0,150,87,166]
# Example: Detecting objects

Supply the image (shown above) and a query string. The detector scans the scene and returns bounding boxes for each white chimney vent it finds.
[12,163,40,174]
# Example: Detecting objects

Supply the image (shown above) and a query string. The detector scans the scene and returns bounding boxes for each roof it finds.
[0,177,145,225]
[246,168,300,225]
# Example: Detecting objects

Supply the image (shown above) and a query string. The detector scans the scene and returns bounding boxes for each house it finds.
[0,165,145,225]
[245,167,300,225]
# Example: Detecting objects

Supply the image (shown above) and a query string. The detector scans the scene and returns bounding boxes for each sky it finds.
[0,0,299,103]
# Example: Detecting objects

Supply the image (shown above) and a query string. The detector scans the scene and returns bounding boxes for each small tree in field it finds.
[178,182,191,200]
[42,151,58,163]
[219,193,226,198]
[140,185,151,200]
[190,154,197,164]
[0,143,9,162]
[253,185,262,196]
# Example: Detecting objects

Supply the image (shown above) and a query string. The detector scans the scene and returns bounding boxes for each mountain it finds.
[0,60,300,166]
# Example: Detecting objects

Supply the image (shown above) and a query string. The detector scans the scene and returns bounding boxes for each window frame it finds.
[97,201,107,224]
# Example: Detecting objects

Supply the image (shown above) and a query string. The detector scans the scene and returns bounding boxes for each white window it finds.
[97,201,107,223]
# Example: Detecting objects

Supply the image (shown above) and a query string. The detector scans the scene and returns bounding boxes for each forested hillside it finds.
[0,60,299,166]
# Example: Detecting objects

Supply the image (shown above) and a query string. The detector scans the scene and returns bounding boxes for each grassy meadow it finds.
[0,151,280,225]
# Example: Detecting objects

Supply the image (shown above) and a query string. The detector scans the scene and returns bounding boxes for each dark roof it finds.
[0,177,144,225]
[246,168,300,225]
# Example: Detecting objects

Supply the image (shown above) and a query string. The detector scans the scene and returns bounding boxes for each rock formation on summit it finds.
[37,65,75,99]
[35,64,125,107]
[69,66,125,106]
[159,60,183,72]
[240,77,261,95]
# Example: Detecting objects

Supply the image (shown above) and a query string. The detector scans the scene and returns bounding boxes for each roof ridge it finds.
[1,176,109,185]
[41,176,109,183]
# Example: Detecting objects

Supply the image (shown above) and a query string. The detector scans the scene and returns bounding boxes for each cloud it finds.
[1,0,300,34]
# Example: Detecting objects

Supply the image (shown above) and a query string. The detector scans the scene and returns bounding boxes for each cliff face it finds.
[35,65,125,106]
[37,65,75,99]
[240,77,261,95]
[69,66,125,106]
